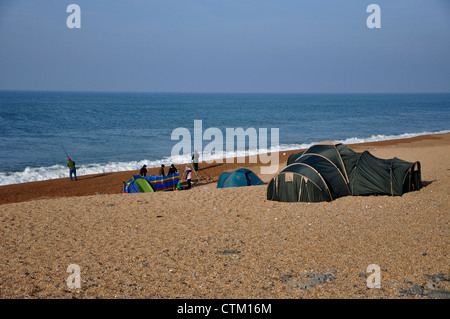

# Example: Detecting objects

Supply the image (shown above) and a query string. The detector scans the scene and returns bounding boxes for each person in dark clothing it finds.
[140,165,147,177]
[159,164,165,176]
[67,158,77,181]
[185,164,192,189]
[168,164,177,175]
[168,164,178,190]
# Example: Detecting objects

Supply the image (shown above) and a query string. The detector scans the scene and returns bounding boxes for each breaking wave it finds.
[0,130,449,186]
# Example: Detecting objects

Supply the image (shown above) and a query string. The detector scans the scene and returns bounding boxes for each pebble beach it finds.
[0,133,449,299]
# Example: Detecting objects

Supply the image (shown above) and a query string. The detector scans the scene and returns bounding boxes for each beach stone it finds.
[297,283,312,290]
[425,283,435,290]
[278,272,335,290]
[279,274,294,284]
[427,290,450,299]
[314,273,334,283]
[397,288,409,297]
[216,250,240,255]
[408,284,424,296]
[425,273,449,283]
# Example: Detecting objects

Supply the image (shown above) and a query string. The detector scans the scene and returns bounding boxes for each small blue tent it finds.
[217,168,265,188]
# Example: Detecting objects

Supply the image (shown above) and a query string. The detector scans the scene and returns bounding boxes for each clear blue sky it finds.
[0,0,449,93]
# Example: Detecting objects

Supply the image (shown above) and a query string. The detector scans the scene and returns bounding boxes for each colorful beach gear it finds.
[123,173,180,193]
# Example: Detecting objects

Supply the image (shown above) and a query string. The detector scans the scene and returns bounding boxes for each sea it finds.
[0,91,449,186]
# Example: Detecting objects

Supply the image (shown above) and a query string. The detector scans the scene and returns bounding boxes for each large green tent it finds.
[268,141,421,202]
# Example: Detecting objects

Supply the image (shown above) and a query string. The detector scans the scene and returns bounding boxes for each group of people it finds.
[66,151,200,189]
[137,151,200,190]
[139,163,194,190]
[139,163,179,177]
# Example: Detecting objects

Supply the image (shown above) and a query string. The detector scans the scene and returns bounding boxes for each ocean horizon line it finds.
[1,90,450,95]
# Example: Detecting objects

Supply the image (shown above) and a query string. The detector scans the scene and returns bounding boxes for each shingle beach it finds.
[1,133,449,299]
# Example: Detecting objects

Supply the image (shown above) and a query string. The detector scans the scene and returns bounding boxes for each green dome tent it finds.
[268,141,421,202]
[217,168,265,188]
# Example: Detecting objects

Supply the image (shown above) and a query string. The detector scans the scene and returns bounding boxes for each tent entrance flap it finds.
[135,178,154,192]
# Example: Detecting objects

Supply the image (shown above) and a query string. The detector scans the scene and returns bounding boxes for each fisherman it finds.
[192,150,199,171]
[140,164,148,177]
[67,158,77,181]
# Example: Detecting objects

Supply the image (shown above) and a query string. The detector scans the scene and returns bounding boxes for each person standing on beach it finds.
[168,164,178,190]
[140,164,147,177]
[159,164,165,176]
[67,158,77,181]
[192,150,199,171]
[185,164,192,189]
[168,164,177,175]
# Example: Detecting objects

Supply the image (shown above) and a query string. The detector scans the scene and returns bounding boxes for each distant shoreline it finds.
[1,129,449,187]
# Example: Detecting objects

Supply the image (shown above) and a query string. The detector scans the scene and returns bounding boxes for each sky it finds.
[0,0,449,93]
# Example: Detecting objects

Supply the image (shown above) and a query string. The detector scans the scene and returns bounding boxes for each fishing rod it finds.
[198,165,213,180]
[61,144,70,159]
